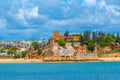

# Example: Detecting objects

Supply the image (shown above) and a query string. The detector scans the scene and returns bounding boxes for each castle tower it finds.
[53,31,60,39]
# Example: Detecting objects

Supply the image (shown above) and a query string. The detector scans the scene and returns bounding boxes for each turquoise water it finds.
[0,62,120,80]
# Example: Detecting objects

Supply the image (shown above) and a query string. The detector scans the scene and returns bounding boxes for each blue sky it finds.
[0,0,120,41]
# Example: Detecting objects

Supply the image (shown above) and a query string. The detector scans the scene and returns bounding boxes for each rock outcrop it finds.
[42,43,75,57]
[52,43,75,56]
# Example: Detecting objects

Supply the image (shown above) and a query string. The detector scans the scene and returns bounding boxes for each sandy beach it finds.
[0,58,43,63]
[1,57,120,63]
[98,57,120,62]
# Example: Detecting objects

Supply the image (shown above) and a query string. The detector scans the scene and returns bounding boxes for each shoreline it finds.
[1,57,120,63]
[0,58,43,64]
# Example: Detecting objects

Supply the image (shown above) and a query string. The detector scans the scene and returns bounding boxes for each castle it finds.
[50,31,66,44]
[43,31,87,55]
[50,31,80,44]
[41,31,98,60]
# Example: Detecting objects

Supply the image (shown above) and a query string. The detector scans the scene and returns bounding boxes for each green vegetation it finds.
[78,30,120,52]
[14,54,20,58]
[0,48,5,53]
[87,40,95,52]
[31,41,39,50]
[0,46,28,59]
[63,30,119,52]
[13,50,28,59]
[83,30,90,45]
[98,41,107,47]
[21,51,28,58]
[57,39,66,47]
[116,33,120,44]
[71,34,80,36]
[7,50,14,55]
[64,31,69,38]
[80,34,84,46]
[7,47,19,56]
[67,40,79,42]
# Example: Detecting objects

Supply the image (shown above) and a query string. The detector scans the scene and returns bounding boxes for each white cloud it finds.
[12,6,48,27]
[107,6,120,16]
[1,0,120,41]
[99,0,120,16]
[17,6,39,20]
[99,0,106,9]
[26,7,39,18]
[83,0,96,6]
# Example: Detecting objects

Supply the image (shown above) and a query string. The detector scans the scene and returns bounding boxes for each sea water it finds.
[0,62,120,80]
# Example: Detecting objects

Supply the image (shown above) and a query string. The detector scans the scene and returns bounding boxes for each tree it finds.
[98,31,105,39]
[92,31,105,43]
[98,41,108,47]
[104,34,115,43]
[92,32,97,42]
[99,34,116,47]
[79,34,84,46]
[7,47,19,56]
[14,54,20,58]
[57,39,66,47]
[21,51,28,58]
[31,42,39,50]
[83,30,90,45]
[116,33,120,43]
[7,50,14,55]
[11,46,18,52]
[87,40,95,52]
[0,48,5,53]
[64,31,69,38]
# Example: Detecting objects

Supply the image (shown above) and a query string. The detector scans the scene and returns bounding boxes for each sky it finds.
[0,0,120,41]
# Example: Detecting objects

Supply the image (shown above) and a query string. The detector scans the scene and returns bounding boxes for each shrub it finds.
[21,51,28,58]
[98,41,108,47]
[13,54,20,58]
[57,39,66,47]
[87,41,95,52]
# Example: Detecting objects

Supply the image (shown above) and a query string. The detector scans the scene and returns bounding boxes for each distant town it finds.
[1,31,120,61]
